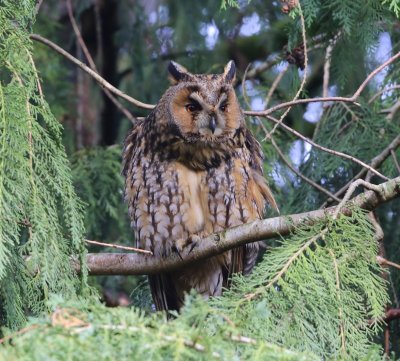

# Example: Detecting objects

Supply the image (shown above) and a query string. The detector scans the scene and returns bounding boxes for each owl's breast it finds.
[174,162,207,234]
[126,155,210,256]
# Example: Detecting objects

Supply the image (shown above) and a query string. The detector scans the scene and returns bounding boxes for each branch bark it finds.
[80,176,400,276]
[385,308,400,322]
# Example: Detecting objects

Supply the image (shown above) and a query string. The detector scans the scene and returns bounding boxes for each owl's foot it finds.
[172,235,200,260]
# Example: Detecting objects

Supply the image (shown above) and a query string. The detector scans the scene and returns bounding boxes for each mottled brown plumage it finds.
[123,61,277,311]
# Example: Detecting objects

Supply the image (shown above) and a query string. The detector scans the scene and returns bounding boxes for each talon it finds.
[187,235,200,254]
[172,236,200,257]
[188,242,197,254]
[172,244,183,261]
[176,249,184,261]
[172,238,187,260]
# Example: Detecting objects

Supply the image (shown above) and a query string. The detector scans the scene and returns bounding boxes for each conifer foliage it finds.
[0,0,400,360]
[0,0,88,328]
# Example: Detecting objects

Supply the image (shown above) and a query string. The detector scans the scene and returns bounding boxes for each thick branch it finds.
[81,176,400,275]
[385,308,400,322]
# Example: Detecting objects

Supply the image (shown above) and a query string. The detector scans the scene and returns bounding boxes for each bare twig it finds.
[270,136,341,201]
[332,179,381,219]
[85,240,152,255]
[244,97,361,117]
[268,4,308,137]
[0,325,40,344]
[321,134,400,207]
[241,63,252,108]
[78,176,400,275]
[30,34,154,110]
[35,0,44,14]
[382,98,400,121]
[384,308,400,322]
[391,149,400,174]
[65,0,136,123]
[30,33,400,120]
[353,51,400,99]
[244,50,400,118]
[66,0,93,67]
[368,85,400,104]
[242,67,338,201]
[264,65,288,108]
[322,44,333,98]
[245,58,281,80]
[266,114,388,181]
[377,256,400,270]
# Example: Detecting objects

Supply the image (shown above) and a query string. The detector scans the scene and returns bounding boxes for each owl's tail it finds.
[148,274,182,311]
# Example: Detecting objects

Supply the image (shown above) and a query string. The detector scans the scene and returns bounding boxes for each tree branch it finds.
[320,134,400,207]
[79,176,400,276]
[269,135,341,202]
[385,308,400,322]
[30,34,154,110]
[85,240,152,254]
[268,3,308,137]
[244,49,400,117]
[266,114,388,181]
[35,0,44,14]
[241,68,339,201]
[30,32,400,123]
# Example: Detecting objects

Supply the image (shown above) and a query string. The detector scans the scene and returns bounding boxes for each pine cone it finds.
[280,0,298,13]
[286,43,305,70]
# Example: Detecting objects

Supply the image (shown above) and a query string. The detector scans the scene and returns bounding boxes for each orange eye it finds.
[220,103,228,112]
[185,103,201,112]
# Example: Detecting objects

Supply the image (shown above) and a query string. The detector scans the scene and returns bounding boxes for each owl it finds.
[123,60,277,311]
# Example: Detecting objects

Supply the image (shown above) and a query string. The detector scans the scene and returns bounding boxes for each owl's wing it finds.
[244,127,278,212]
[237,128,278,276]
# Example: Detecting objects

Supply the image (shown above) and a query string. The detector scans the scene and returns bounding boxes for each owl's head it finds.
[163,60,243,145]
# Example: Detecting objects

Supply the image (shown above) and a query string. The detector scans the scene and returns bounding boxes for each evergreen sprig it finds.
[212,208,387,359]
[0,295,322,361]
[71,146,131,242]
[383,0,400,17]
[0,0,88,328]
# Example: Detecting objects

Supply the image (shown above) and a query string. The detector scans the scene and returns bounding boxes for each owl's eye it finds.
[185,102,201,112]
[219,102,228,112]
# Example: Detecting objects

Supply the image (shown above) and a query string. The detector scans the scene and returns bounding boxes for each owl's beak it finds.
[209,116,217,134]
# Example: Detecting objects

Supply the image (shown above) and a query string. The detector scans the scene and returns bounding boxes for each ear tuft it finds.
[223,60,236,84]
[168,61,192,84]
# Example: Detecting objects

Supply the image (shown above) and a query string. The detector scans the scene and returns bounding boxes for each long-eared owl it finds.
[123,61,277,311]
